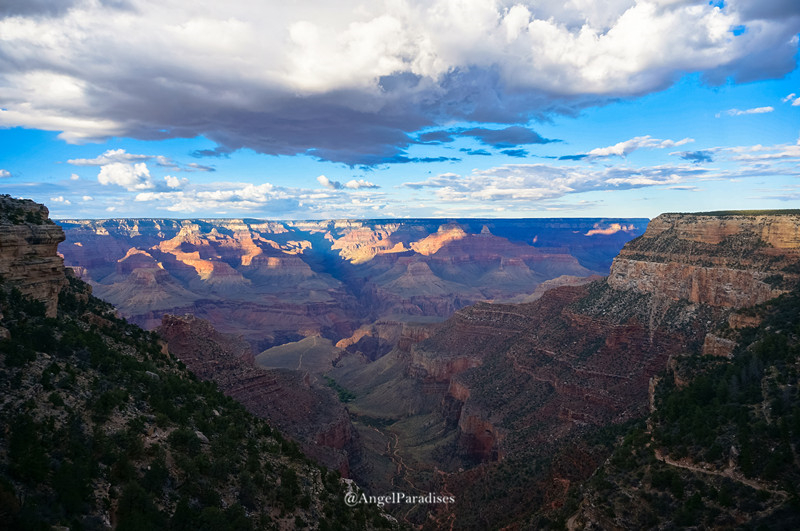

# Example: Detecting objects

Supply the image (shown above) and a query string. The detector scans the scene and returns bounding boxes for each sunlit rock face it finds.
[608,212,800,308]
[59,217,648,348]
[0,195,67,317]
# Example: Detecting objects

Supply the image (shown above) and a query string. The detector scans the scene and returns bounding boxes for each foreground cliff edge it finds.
[0,196,391,529]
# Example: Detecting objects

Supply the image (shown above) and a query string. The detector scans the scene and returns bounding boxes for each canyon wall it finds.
[443,212,800,463]
[608,212,800,308]
[0,195,66,317]
[58,217,648,349]
[343,211,800,526]
[157,314,363,477]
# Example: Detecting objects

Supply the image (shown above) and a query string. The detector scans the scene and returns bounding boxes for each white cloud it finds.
[344,179,379,189]
[134,182,296,213]
[0,169,10,178]
[164,175,188,189]
[70,173,80,180]
[586,136,693,158]
[316,175,340,189]
[782,93,796,103]
[728,137,800,162]
[317,175,379,190]
[0,0,796,164]
[97,162,154,191]
[718,106,775,117]
[68,149,150,166]
[50,196,71,205]
[82,195,93,201]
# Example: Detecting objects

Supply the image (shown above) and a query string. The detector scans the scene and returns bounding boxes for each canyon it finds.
[6,194,800,528]
[58,217,647,349]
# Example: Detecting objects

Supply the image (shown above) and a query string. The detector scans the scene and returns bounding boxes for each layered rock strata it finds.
[0,195,66,317]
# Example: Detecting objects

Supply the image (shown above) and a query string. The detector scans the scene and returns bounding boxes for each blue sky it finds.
[1,0,799,220]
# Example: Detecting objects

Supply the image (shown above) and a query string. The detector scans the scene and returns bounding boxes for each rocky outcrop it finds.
[157,314,362,476]
[701,333,737,358]
[0,195,66,317]
[608,212,800,308]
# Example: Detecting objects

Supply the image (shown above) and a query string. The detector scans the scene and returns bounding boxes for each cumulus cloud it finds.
[0,0,797,164]
[97,162,153,191]
[82,195,93,201]
[316,175,341,190]
[0,169,10,178]
[344,179,379,189]
[70,173,80,180]
[134,183,301,214]
[68,149,149,166]
[68,149,212,172]
[585,136,693,158]
[317,175,379,190]
[50,196,71,205]
[403,162,709,203]
[718,106,775,117]
[164,175,188,189]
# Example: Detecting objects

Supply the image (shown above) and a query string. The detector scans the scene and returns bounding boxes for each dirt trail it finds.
[653,448,787,497]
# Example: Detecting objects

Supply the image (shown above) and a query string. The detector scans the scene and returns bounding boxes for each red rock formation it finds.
[406,212,800,473]
[608,212,800,308]
[0,195,66,317]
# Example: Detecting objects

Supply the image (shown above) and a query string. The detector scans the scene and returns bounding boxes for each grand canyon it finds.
[2,195,799,529]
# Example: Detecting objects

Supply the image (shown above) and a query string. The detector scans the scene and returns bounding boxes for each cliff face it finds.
[329,211,800,528]
[448,213,800,458]
[608,212,800,308]
[157,314,363,477]
[0,195,66,317]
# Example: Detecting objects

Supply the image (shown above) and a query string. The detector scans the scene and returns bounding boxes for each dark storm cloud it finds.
[1,0,799,166]
[736,0,800,20]
[0,0,131,17]
[0,0,79,17]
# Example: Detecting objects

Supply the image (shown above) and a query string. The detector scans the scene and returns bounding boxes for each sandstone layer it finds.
[0,195,66,317]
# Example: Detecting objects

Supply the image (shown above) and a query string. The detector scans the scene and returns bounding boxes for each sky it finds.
[1,0,799,220]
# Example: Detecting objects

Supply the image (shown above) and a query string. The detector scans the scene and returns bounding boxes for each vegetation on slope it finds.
[570,285,800,529]
[0,274,391,530]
